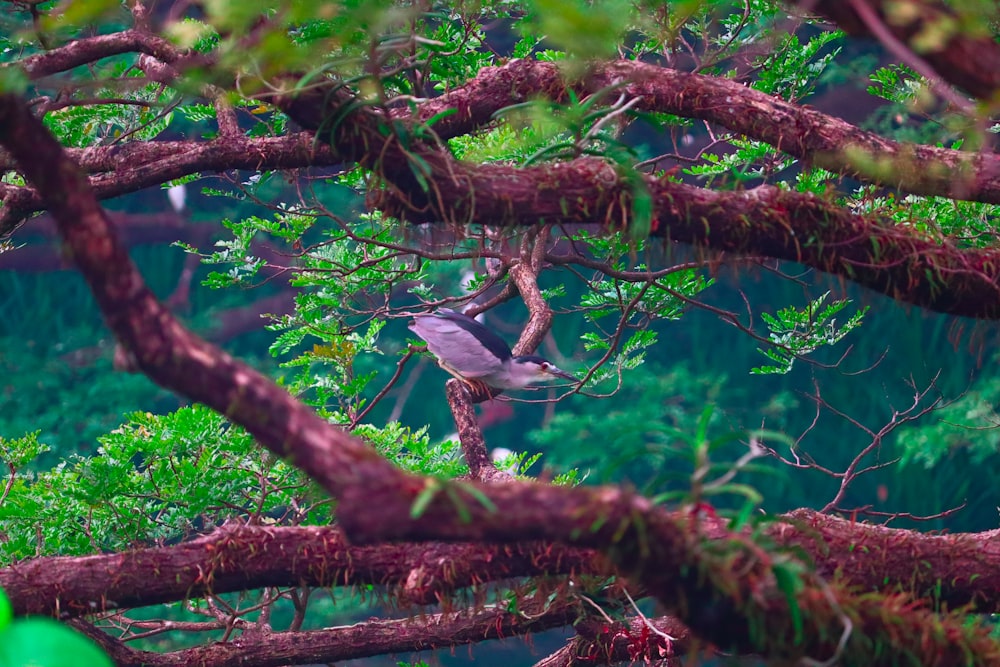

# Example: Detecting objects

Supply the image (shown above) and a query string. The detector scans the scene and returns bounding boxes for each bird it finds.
[408,308,576,393]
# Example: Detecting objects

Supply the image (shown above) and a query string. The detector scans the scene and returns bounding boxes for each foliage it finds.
[867,63,923,106]
[530,364,787,496]
[42,77,176,147]
[0,333,172,468]
[0,408,313,559]
[894,365,1000,469]
[752,292,869,375]
[685,28,842,185]
[0,403,476,562]
[752,29,843,101]
[850,189,1000,248]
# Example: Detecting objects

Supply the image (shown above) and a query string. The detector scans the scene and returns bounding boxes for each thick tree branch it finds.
[83,598,583,667]
[0,133,341,235]
[6,51,988,236]
[5,52,995,274]
[372,146,1000,319]
[0,72,982,326]
[4,28,997,251]
[265,72,1000,320]
[0,524,593,617]
[406,59,1000,204]
[6,509,1000,621]
[17,29,182,80]
[333,476,1000,665]
[0,132,332,176]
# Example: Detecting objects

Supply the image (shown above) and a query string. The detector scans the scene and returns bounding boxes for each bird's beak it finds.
[546,366,577,382]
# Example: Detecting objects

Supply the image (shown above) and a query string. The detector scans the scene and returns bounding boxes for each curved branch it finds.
[266,72,1000,319]
[509,227,555,357]
[372,152,1000,319]
[0,93,381,497]
[14,47,1000,208]
[6,508,1000,623]
[333,475,1000,664]
[18,29,182,80]
[404,59,1000,204]
[4,50,995,302]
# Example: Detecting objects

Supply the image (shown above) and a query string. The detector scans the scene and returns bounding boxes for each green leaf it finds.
[0,618,113,667]
[0,590,11,629]
[527,0,630,61]
[752,292,869,375]
[457,482,498,514]
[411,478,442,519]
[771,561,805,645]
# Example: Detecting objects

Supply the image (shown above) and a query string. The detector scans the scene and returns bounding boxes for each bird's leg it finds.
[463,377,492,397]
[438,361,492,397]
[456,376,492,397]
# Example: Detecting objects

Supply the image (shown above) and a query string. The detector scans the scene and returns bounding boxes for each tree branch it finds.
[4,58,997,323]
[79,597,583,667]
[445,379,511,479]
[0,133,342,235]
[18,29,182,81]
[0,523,593,617]
[379,154,1000,319]
[0,92,382,497]
[265,70,1000,319]
[404,59,1000,204]
[534,615,689,667]
[6,507,1000,632]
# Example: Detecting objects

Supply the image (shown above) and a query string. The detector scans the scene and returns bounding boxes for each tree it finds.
[2,0,1000,665]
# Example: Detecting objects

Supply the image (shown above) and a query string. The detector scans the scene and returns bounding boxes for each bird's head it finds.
[504,355,576,388]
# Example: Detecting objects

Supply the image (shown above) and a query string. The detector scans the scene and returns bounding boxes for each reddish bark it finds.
[20,29,181,81]
[0,523,596,617]
[79,599,583,667]
[5,510,1000,621]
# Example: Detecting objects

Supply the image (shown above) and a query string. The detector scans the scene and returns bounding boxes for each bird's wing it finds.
[410,311,511,377]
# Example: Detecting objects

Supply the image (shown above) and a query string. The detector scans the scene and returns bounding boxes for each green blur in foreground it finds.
[0,589,112,667]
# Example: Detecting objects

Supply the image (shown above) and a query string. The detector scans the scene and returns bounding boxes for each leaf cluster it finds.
[753,291,869,375]
[0,407,325,561]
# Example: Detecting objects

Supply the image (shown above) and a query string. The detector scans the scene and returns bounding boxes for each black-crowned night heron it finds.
[409,309,576,392]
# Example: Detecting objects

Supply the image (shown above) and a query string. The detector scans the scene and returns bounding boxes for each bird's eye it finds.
[540,362,551,370]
